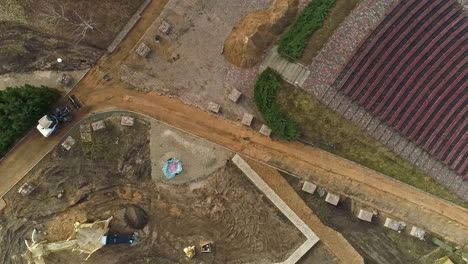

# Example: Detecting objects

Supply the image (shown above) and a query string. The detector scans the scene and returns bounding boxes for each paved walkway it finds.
[261,47,310,87]
[299,0,467,201]
[233,154,323,264]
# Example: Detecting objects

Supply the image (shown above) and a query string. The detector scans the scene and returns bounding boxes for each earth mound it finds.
[223,0,298,68]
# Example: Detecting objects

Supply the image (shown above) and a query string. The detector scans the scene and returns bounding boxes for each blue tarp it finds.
[162,158,182,179]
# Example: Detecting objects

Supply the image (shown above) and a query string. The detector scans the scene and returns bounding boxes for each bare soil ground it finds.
[0,114,304,264]
[282,172,440,264]
[120,0,274,123]
[0,0,145,74]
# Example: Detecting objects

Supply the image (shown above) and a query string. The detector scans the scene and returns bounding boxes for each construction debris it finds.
[325,192,340,206]
[201,242,212,253]
[410,226,426,240]
[159,20,172,34]
[61,136,76,151]
[207,102,221,113]
[384,218,406,232]
[241,113,254,126]
[184,246,195,259]
[18,183,36,196]
[135,43,151,57]
[301,181,317,194]
[92,121,106,131]
[228,89,242,102]
[357,209,373,222]
[121,116,135,127]
[259,125,272,137]
[57,73,72,86]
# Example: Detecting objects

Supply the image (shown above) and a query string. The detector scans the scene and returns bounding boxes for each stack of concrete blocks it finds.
[121,116,135,127]
[384,218,406,232]
[302,181,317,194]
[159,20,172,35]
[207,102,221,113]
[136,43,151,57]
[80,124,92,142]
[325,192,340,206]
[410,226,426,240]
[61,136,76,151]
[259,125,272,137]
[241,113,254,127]
[18,183,36,196]
[92,120,106,131]
[228,89,242,103]
[357,209,373,222]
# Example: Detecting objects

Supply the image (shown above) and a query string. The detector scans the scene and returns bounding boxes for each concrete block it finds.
[228,89,242,102]
[302,181,317,194]
[410,226,426,240]
[259,125,272,137]
[92,120,106,131]
[121,116,135,126]
[357,209,373,222]
[241,113,254,126]
[325,192,340,206]
[61,136,76,151]
[384,218,406,232]
[207,102,220,113]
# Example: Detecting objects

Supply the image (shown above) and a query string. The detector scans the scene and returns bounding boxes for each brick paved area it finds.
[297,0,467,201]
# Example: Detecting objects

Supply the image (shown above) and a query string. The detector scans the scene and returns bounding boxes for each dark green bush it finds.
[278,0,335,59]
[254,68,300,140]
[0,84,60,155]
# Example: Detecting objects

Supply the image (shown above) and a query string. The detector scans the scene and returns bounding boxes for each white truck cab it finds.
[36,115,58,137]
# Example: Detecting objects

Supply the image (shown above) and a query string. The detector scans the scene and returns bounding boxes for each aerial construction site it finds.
[0,0,466,264]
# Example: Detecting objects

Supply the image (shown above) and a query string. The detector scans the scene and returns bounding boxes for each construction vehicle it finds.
[36,106,72,137]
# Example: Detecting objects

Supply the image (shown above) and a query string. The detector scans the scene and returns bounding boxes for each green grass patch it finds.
[278,0,335,60]
[301,0,360,63]
[254,68,300,140]
[276,84,466,207]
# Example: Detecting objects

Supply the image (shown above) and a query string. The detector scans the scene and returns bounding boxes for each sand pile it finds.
[223,0,298,68]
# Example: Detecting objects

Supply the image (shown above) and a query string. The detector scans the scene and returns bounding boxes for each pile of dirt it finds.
[223,0,298,68]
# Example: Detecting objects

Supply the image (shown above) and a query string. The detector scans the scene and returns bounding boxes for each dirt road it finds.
[1,0,467,250]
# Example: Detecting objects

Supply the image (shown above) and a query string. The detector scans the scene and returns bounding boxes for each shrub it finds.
[0,84,60,156]
[254,68,300,140]
[278,0,335,59]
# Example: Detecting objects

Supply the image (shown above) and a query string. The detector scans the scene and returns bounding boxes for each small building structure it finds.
[384,218,406,232]
[18,183,36,196]
[325,192,340,206]
[357,209,373,222]
[228,89,242,102]
[159,20,172,34]
[201,242,212,253]
[121,116,135,127]
[301,181,317,194]
[410,226,426,240]
[207,102,221,113]
[61,136,76,151]
[241,113,254,126]
[135,43,151,57]
[92,121,106,131]
[259,125,272,137]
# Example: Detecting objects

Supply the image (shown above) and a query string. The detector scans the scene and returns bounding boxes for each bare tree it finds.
[39,1,70,28]
[70,11,102,43]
